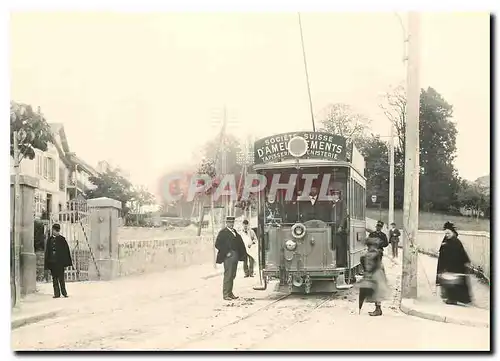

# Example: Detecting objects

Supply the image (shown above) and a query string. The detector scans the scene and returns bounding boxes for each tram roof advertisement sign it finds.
[253,131,347,165]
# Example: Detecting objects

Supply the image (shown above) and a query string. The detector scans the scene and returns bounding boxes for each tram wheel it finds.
[344,270,356,284]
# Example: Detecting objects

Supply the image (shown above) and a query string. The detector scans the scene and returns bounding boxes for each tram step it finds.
[336,284,354,290]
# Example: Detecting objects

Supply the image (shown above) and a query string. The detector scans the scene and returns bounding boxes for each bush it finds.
[34,220,46,252]
[447,206,463,216]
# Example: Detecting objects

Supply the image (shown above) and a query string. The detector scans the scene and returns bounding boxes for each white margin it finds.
[2,0,497,359]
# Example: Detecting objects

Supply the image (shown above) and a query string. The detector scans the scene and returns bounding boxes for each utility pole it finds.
[390,11,408,227]
[221,107,228,219]
[401,11,420,300]
[12,129,22,306]
[388,125,395,226]
[198,106,227,236]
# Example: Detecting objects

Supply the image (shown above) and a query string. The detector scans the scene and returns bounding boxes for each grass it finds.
[366,208,490,232]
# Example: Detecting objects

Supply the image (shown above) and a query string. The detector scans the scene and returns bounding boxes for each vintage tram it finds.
[253,131,367,293]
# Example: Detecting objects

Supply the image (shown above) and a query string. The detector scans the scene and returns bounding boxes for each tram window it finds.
[352,181,356,220]
[350,179,354,220]
[354,182,358,220]
[358,183,361,219]
[351,180,365,220]
[362,187,366,219]
[353,181,357,220]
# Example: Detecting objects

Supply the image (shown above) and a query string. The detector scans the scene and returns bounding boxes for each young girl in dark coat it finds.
[359,237,389,316]
[436,222,472,305]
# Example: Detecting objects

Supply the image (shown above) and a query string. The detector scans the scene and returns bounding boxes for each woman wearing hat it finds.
[436,222,472,305]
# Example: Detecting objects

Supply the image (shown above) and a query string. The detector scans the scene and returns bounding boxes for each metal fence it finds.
[417,230,490,281]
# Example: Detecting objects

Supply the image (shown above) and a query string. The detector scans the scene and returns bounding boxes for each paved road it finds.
[12,260,489,351]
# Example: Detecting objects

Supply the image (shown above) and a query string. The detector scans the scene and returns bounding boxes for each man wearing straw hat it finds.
[215,216,247,301]
[241,219,258,278]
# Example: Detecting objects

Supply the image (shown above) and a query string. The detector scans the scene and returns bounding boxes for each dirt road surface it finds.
[12,259,489,351]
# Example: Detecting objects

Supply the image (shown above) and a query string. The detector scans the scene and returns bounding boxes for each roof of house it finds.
[49,123,98,176]
[67,153,99,177]
[49,123,72,168]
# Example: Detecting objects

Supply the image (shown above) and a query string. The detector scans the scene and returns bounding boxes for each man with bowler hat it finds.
[215,216,247,300]
[44,223,73,298]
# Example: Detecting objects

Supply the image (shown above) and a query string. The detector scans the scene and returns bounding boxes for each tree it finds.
[129,186,156,226]
[356,135,391,208]
[10,101,53,161]
[418,87,461,211]
[380,86,461,211]
[202,133,243,176]
[132,186,155,210]
[318,103,372,144]
[457,180,490,220]
[85,166,135,217]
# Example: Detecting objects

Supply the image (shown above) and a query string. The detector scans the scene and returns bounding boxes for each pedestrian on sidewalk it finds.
[241,220,258,278]
[389,222,401,258]
[44,223,72,299]
[359,237,389,316]
[215,216,247,301]
[367,220,389,263]
[436,222,472,306]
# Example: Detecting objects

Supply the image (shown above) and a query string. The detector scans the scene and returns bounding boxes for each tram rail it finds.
[173,290,347,350]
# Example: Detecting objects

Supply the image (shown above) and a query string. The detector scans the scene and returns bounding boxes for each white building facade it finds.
[11,123,98,220]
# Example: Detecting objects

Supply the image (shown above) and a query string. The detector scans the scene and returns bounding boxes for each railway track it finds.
[172,291,342,350]
[171,292,292,350]
[243,293,335,350]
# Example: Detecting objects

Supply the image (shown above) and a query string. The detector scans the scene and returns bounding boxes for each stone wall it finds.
[118,226,212,241]
[117,236,215,276]
[416,230,490,281]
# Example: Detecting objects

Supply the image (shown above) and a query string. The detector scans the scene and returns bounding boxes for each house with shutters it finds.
[10,123,98,220]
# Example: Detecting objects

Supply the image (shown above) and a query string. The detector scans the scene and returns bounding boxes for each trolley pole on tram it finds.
[401,11,420,300]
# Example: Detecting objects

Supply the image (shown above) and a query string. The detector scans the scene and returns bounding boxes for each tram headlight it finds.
[285,239,297,251]
[291,223,306,239]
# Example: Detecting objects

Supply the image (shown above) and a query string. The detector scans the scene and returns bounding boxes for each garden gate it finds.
[48,197,100,281]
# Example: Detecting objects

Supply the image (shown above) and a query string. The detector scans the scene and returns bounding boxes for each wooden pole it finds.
[196,196,205,237]
[12,130,21,305]
[389,124,395,226]
[401,11,420,300]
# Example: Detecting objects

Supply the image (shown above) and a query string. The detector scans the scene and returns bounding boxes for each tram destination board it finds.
[253,131,347,165]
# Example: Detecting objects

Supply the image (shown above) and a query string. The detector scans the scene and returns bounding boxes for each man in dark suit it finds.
[215,216,247,301]
[367,220,389,253]
[44,223,73,298]
[330,190,349,266]
[300,187,328,222]
[388,222,401,258]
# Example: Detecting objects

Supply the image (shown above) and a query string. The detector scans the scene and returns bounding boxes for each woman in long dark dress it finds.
[435,222,472,305]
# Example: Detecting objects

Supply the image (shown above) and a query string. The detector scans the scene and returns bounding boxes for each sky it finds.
[10,12,490,198]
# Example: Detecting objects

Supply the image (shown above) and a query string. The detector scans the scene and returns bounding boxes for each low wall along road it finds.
[36,220,489,281]
[118,235,216,276]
